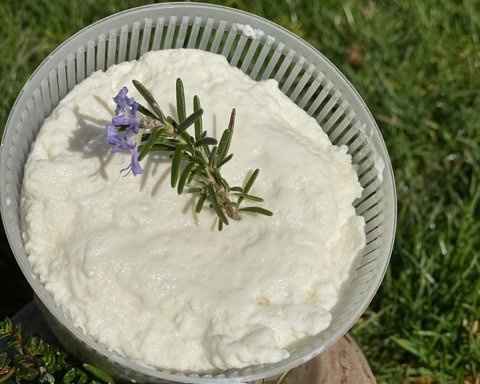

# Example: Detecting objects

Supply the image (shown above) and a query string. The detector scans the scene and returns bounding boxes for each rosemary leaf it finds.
[132,80,165,122]
[190,155,206,165]
[176,78,187,123]
[188,165,205,184]
[193,95,202,142]
[218,220,224,231]
[217,129,231,162]
[147,145,170,152]
[217,109,236,162]
[220,177,230,192]
[232,193,264,202]
[137,103,158,120]
[187,187,203,193]
[176,109,204,133]
[180,131,194,149]
[238,168,260,205]
[171,146,184,188]
[225,108,235,155]
[166,116,177,127]
[196,176,210,187]
[209,147,218,167]
[218,153,233,168]
[243,168,260,194]
[219,174,230,192]
[238,206,273,216]
[195,193,207,213]
[155,140,178,149]
[138,126,159,161]
[177,162,196,195]
[195,137,218,147]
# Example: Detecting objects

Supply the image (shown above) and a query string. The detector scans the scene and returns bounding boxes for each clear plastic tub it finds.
[0,3,396,383]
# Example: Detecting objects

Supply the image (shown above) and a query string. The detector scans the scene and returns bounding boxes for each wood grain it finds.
[249,335,376,383]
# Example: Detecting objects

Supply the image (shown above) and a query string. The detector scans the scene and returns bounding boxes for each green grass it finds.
[0,1,479,383]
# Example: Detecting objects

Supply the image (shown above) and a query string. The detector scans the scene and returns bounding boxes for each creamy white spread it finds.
[21,49,365,372]
[236,23,265,40]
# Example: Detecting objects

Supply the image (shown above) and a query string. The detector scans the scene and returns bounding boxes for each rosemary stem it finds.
[170,118,241,221]
[206,168,241,221]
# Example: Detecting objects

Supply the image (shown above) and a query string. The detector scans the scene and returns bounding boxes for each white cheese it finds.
[236,23,265,40]
[21,49,365,372]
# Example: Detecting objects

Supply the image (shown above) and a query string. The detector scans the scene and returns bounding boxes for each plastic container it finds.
[0,3,396,383]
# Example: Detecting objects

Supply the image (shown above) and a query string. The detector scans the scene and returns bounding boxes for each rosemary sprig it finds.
[106,78,273,230]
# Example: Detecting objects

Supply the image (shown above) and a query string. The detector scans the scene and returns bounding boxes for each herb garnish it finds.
[105,78,273,230]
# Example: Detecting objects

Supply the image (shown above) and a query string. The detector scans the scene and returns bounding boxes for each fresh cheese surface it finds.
[21,49,365,372]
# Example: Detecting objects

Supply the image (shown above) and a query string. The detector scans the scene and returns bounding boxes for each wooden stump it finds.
[12,302,376,383]
[249,335,376,383]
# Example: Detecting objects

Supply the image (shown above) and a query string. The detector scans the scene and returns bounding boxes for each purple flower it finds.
[118,140,143,176]
[112,87,140,135]
[105,87,143,176]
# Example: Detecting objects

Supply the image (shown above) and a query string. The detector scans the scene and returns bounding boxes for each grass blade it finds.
[176,78,186,122]
[276,369,293,384]
[132,80,165,122]
[238,206,273,216]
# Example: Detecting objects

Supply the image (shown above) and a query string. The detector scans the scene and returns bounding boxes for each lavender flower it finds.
[112,87,140,135]
[105,87,143,176]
